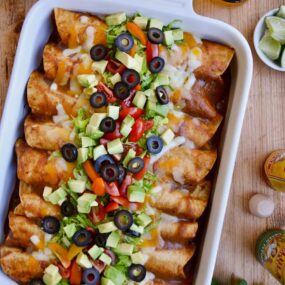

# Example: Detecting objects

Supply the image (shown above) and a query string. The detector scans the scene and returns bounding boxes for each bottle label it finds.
[257,230,285,283]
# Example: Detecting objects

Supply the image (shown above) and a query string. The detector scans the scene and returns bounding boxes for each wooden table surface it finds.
[1,0,285,284]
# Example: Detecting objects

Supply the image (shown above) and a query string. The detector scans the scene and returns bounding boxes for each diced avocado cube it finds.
[161,128,175,144]
[110,73,121,86]
[43,186,53,202]
[86,125,104,139]
[43,264,62,285]
[172,29,184,41]
[106,231,121,248]
[122,115,135,127]
[123,149,136,167]
[98,222,117,233]
[77,193,97,213]
[88,244,103,260]
[146,100,157,117]
[105,12,126,26]
[92,60,108,74]
[127,185,145,203]
[144,89,155,98]
[93,145,108,160]
[104,266,126,285]
[99,253,112,265]
[132,91,147,109]
[149,18,164,30]
[48,187,67,205]
[77,147,89,164]
[137,213,152,227]
[67,179,86,193]
[76,252,93,269]
[133,16,149,29]
[77,204,91,214]
[116,243,134,255]
[77,74,98,88]
[63,223,77,238]
[155,74,170,87]
[131,252,147,264]
[156,104,169,117]
[107,105,120,120]
[107,138,124,155]
[89,113,107,129]
[134,54,144,73]
[115,51,142,72]
[83,86,97,96]
[164,30,174,46]
[130,224,144,234]
[81,136,96,147]
[101,277,116,285]
[120,124,132,137]
[62,236,71,248]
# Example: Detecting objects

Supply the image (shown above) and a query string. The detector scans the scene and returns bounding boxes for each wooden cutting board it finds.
[0,0,284,284]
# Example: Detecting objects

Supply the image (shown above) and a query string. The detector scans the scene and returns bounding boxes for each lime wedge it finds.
[259,33,281,60]
[277,5,285,19]
[265,16,285,44]
[281,49,285,68]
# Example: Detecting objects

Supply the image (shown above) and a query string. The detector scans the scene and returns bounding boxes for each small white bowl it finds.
[253,8,285,72]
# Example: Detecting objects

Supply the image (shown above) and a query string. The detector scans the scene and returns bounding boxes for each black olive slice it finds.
[149,57,165,74]
[90,44,108,61]
[61,143,78,162]
[155,86,169,105]
[99,117,116,133]
[147,28,164,44]
[72,229,92,247]
[41,216,60,234]
[82,268,100,285]
[115,33,134,52]
[100,163,119,182]
[122,69,140,88]
[61,200,76,217]
[127,157,145,174]
[90,92,107,108]
[114,210,133,231]
[146,136,164,154]
[128,264,146,282]
[114,82,130,100]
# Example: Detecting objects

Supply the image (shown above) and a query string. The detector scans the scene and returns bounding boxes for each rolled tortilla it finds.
[27,71,77,116]
[43,43,73,85]
[24,114,73,151]
[13,204,25,216]
[21,192,61,219]
[145,247,195,280]
[0,246,46,283]
[54,8,107,47]
[154,146,217,185]
[9,213,45,249]
[159,221,198,243]
[194,40,235,79]
[16,139,75,187]
[167,111,223,147]
[150,182,210,220]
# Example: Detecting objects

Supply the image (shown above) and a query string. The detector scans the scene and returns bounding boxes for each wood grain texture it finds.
[0,0,284,284]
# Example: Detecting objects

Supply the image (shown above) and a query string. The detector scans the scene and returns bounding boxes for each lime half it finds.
[265,16,285,44]
[277,5,285,19]
[259,33,281,60]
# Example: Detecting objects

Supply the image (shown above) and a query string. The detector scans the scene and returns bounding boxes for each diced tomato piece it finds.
[104,122,122,140]
[120,89,136,108]
[91,260,106,273]
[92,178,106,196]
[119,174,132,196]
[105,202,119,213]
[70,260,82,285]
[99,138,110,146]
[119,107,144,121]
[128,119,154,142]
[88,203,106,224]
[97,82,117,103]
[57,263,71,280]
[146,41,159,63]
[107,59,126,75]
[105,182,120,196]
[110,196,140,211]
[133,156,150,181]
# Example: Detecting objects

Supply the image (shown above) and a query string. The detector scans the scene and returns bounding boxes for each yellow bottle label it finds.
[257,230,285,283]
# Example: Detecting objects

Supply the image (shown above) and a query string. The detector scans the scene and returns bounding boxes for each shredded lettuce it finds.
[163,19,182,31]
[73,167,92,190]
[50,150,62,158]
[133,171,157,194]
[140,70,155,91]
[58,280,70,285]
[73,108,89,133]
[114,255,132,275]
[106,24,127,47]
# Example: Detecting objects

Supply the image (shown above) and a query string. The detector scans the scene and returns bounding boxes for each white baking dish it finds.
[0,0,252,284]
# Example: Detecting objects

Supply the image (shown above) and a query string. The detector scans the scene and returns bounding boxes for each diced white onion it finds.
[50,82,58,91]
[83,26,95,51]
[80,16,89,24]
[30,235,40,246]
[52,114,69,124]
[63,46,82,57]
